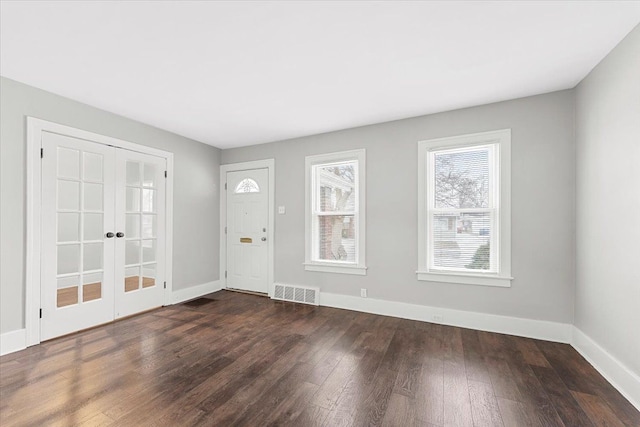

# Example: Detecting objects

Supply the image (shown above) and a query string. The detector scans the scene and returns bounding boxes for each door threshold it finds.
[114,306,162,322]
[225,288,269,298]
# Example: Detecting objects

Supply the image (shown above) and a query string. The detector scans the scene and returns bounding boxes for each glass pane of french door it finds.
[123,161,158,292]
[57,148,106,305]
[55,151,107,306]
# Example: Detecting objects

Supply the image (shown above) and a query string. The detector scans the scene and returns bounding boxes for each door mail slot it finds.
[240,237,252,243]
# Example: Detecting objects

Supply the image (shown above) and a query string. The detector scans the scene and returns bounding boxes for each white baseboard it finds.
[172,280,223,305]
[320,292,572,343]
[1,328,27,356]
[572,327,640,411]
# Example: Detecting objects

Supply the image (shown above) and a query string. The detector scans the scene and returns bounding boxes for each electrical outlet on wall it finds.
[432,314,443,323]
[360,288,367,298]
[278,206,286,214]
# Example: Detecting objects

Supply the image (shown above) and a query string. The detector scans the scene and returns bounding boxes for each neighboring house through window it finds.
[417,129,512,287]
[305,149,367,275]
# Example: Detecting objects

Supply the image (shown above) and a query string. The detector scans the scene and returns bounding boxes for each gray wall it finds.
[0,77,220,334]
[575,25,640,375]
[222,90,576,324]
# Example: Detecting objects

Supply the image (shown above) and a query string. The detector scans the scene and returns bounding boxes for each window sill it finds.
[304,263,368,276]
[416,270,513,287]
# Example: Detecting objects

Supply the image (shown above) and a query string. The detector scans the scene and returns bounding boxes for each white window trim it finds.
[417,129,512,287]
[304,149,367,275]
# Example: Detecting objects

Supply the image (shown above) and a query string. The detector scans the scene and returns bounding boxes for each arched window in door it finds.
[234,178,260,193]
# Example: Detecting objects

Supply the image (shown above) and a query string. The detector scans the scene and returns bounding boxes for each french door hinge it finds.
[40,148,44,159]
[224,182,227,190]
[164,281,167,289]
[164,171,167,178]
[225,271,227,278]
[224,226,227,234]
[39,308,42,319]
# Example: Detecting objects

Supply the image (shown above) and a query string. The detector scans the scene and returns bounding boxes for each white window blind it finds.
[430,145,497,272]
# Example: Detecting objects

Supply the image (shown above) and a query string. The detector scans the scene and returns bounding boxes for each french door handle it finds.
[106,232,115,238]
[116,232,125,238]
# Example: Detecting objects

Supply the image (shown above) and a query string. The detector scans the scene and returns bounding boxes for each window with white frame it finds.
[305,149,367,275]
[417,129,512,287]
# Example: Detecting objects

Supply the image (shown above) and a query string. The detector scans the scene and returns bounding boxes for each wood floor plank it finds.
[265,381,320,426]
[322,349,387,427]
[351,366,399,427]
[415,355,444,426]
[190,333,305,411]
[536,339,640,426]
[381,392,419,427]
[442,326,474,427]
[483,356,523,401]
[217,361,316,426]
[531,365,595,427]
[306,321,362,386]
[461,328,492,384]
[295,404,332,426]
[196,345,313,424]
[515,338,552,367]
[497,397,541,427]
[571,391,626,427]
[468,380,505,427]
[443,358,474,427]
[312,351,364,410]
[1,290,638,427]
[392,323,428,400]
[494,334,567,427]
[508,366,566,427]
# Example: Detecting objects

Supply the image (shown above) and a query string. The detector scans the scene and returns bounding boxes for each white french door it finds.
[41,132,116,340]
[226,168,269,294]
[115,149,166,319]
[41,132,166,341]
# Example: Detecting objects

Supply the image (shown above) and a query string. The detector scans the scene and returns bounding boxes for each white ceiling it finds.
[1,1,639,149]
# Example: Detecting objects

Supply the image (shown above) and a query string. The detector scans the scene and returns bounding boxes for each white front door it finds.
[41,132,116,340]
[41,133,167,340]
[226,169,269,293]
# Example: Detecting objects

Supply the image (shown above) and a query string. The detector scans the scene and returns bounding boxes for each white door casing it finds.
[226,169,269,293]
[26,117,174,346]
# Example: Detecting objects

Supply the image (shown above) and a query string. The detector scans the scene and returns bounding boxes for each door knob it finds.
[116,232,125,238]
[106,232,115,238]
[261,237,267,241]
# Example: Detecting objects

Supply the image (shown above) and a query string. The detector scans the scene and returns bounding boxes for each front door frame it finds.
[220,159,275,296]
[26,117,174,346]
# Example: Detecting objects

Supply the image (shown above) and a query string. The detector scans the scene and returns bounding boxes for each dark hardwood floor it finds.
[1,290,638,426]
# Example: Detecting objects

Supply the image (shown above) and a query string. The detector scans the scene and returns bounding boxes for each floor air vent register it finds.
[272,284,319,306]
